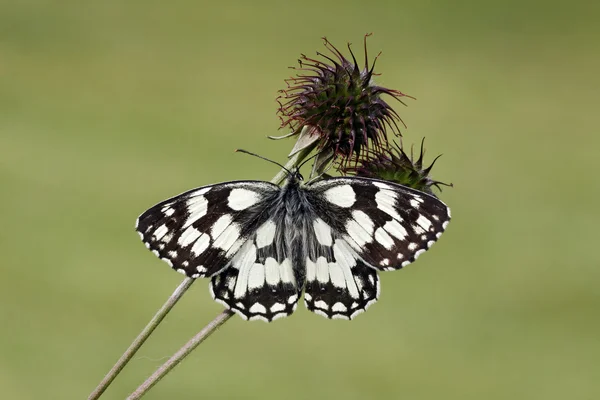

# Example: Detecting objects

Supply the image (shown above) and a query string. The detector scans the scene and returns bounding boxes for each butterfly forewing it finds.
[136,181,279,278]
[308,177,450,271]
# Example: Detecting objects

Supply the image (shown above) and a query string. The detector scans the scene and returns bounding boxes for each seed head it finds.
[343,139,452,196]
[277,34,413,166]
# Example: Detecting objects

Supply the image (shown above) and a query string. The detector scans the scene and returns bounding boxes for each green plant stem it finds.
[126,144,316,399]
[88,277,194,400]
[126,309,233,400]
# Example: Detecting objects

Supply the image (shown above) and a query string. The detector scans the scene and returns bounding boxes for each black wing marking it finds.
[209,226,302,321]
[307,177,451,271]
[136,180,278,278]
[303,234,379,320]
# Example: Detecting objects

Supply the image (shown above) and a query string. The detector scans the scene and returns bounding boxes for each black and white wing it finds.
[209,229,301,322]
[136,181,301,321]
[136,180,277,278]
[302,177,451,319]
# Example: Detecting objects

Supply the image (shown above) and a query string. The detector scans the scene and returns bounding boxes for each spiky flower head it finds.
[343,139,452,196]
[276,34,412,167]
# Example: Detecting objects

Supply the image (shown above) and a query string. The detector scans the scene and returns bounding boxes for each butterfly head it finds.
[287,167,304,184]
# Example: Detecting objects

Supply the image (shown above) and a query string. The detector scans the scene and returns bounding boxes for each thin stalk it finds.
[127,144,316,399]
[88,278,194,400]
[126,309,233,400]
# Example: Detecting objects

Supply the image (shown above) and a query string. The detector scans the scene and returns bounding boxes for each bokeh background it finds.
[2,1,599,399]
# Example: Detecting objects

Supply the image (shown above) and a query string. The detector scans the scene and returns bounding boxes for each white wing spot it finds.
[442,221,449,230]
[162,233,174,244]
[315,300,328,310]
[191,233,210,256]
[332,302,347,312]
[279,259,295,284]
[271,302,285,313]
[328,262,346,288]
[352,210,375,236]
[192,187,211,196]
[256,220,276,248]
[306,258,316,282]
[401,260,411,267]
[373,181,393,190]
[226,277,236,291]
[324,185,356,208]
[375,189,401,220]
[211,215,232,239]
[383,220,408,241]
[288,294,298,304]
[164,208,175,217]
[380,258,390,266]
[247,263,266,290]
[427,240,435,248]
[153,224,169,241]
[313,218,333,246]
[346,219,373,246]
[304,293,313,302]
[264,257,281,285]
[315,257,329,284]
[233,243,258,297]
[414,249,426,260]
[213,223,240,250]
[409,199,420,208]
[178,226,202,247]
[332,240,360,299]
[407,242,418,251]
[413,224,426,235]
[416,215,433,232]
[228,188,260,211]
[184,196,208,228]
[375,227,395,250]
[432,215,440,221]
[368,274,375,285]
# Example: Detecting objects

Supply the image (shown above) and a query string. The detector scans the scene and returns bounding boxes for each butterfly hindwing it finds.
[209,229,301,321]
[136,181,279,278]
[303,234,380,320]
[308,177,451,271]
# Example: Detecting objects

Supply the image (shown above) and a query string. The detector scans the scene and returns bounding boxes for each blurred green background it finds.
[1,1,599,399]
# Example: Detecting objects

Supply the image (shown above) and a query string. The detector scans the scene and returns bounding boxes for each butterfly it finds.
[136,168,450,322]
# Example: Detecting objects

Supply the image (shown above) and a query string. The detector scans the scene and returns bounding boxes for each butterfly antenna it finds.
[298,150,323,170]
[235,149,291,175]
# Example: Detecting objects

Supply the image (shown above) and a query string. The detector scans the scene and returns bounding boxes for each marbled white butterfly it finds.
[136,168,450,322]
